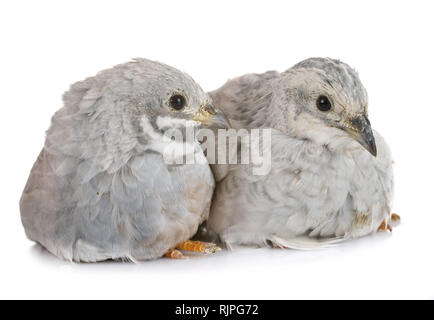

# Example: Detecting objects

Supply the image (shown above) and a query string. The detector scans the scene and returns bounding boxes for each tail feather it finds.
[269,235,347,250]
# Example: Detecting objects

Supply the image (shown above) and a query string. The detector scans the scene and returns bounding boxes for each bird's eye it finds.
[169,94,186,111]
[316,95,332,112]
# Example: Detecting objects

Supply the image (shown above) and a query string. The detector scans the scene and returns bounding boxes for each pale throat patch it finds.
[140,117,206,165]
[155,116,199,130]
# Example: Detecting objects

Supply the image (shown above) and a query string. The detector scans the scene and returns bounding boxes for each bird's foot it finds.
[377,213,401,232]
[165,249,187,259]
[176,240,221,255]
[377,220,392,232]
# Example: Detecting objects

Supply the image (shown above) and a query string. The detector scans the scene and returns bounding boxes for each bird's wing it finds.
[208,71,279,182]
[20,149,75,259]
[209,71,279,129]
[20,146,215,262]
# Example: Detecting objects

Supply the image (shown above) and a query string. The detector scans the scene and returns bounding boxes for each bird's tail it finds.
[268,235,347,250]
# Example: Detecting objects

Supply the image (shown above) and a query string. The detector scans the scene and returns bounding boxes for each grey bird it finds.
[207,57,398,249]
[20,58,228,262]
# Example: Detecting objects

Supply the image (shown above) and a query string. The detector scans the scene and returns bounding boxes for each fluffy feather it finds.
[20,59,216,262]
[207,58,394,249]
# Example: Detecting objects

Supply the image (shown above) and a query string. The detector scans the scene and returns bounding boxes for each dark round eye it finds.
[169,94,186,110]
[316,95,332,112]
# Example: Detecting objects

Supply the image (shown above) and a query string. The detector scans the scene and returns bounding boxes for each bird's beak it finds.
[193,104,231,129]
[342,115,377,157]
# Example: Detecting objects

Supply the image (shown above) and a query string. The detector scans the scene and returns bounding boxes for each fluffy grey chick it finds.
[207,57,398,249]
[20,58,228,262]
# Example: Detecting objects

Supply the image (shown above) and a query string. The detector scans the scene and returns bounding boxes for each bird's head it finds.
[67,59,229,146]
[275,57,376,156]
[122,59,229,137]
[54,59,230,167]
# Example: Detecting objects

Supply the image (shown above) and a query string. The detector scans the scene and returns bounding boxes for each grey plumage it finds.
[20,58,225,262]
[207,58,394,248]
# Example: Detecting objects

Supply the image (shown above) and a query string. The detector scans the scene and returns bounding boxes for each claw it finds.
[267,240,287,249]
[378,213,400,232]
[391,213,401,223]
[377,220,388,232]
[165,249,187,259]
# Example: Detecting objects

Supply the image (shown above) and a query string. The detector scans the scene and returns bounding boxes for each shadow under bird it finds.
[20,58,228,262]
[207,57,399,249]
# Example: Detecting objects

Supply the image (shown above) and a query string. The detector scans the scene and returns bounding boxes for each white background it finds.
[1,0,433,299]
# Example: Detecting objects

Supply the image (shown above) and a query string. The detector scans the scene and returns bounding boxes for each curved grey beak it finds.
[344,115,377,157]
[341,115,377,157]
[359,121,377,157]
[193,104,231,129]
